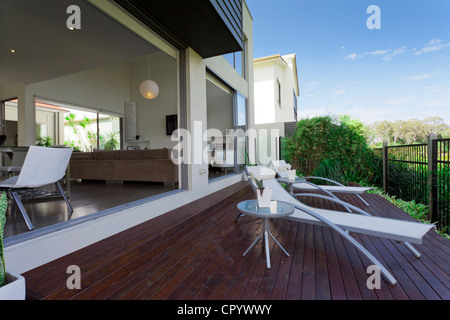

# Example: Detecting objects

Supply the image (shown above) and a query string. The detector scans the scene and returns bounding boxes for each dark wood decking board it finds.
[24,182,450,300]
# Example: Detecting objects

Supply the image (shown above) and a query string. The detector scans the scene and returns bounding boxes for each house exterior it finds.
[1,0,255,274]
[254,54,299,125]
[253,54,299,164]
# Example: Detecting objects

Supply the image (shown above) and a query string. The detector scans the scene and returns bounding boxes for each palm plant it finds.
[36,136,53,147]
[104,131,119,151]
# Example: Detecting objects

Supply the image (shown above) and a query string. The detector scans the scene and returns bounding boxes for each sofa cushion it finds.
[71,152,94,160]
[69,149,177,183]
[70,160,115,180]
[93,151,120,160]
[141,148,171,160]
[119,150,144,160]
[114,159,178,183]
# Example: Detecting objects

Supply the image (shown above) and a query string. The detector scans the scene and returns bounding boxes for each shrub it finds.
[0,192,8,287]
[285,115,382,186]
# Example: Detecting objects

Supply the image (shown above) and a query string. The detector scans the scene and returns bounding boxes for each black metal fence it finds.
[431,138,450,230]
[384,143,428,204]
[381,137,449,231]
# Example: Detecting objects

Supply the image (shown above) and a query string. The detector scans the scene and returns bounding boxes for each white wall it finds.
[129,52,178,149]
[254,65,275,124]
[255,122,285,164]
[254,54,298,125]
[27,62,131,115]
[280,55,298,123]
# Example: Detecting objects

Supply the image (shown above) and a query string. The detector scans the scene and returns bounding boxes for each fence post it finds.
[382,141,388,193]
[427,134,437,223]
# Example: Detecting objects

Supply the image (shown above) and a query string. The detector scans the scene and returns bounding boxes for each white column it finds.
[17,86,36,146]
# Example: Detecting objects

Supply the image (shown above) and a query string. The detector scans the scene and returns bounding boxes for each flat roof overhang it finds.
[114,0,244,58]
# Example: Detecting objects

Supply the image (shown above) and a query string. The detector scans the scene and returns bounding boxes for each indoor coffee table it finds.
[237,199,294,268]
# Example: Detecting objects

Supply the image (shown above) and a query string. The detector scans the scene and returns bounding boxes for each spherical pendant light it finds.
[140,55,159,100]
[139,80,159,100]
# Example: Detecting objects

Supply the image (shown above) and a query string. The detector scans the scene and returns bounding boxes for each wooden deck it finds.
[24,181,450,300]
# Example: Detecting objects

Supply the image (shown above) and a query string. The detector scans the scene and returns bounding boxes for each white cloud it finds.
[344,39,449,62]
[344,53,358,60]
[306,81,319,92]
[423,85,440,95]
[330,89,346,97]
[344,49,391,60]
[386,96,415,106]
[365,49,390,56]
[414,39,450,55]
[407,71,439,81]
[298,106,337,119]
[382,47,407,61]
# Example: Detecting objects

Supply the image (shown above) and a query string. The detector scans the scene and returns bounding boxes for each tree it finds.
[392,120,406,144]
[403,119,426,144]
[423,116,447,136]
[441,127,450,138]
[373,121,393,144]
[370,117,449,145]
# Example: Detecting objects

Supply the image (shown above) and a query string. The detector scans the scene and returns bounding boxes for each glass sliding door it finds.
[206,72,249,179]
[1,99,19,147]
[98,113,121,151]
[63,108,99,152]
[206,75,234,180]
[234,92,247,172]
[35,100,123,152]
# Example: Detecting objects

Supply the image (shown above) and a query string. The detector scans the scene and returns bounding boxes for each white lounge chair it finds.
[270,160,373,207]
[0,146,73,231]
[242,166,435,286]
[0,149,27,177]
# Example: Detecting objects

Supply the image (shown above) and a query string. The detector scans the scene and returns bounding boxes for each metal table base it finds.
[243,217,290,269]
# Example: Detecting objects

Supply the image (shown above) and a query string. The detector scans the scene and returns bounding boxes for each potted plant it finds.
[0,192,26,300]
[255,179,272,208]
[36,136,53,147]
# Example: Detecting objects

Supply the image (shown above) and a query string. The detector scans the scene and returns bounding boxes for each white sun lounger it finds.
[0,146,73,231]
[270,160,373,207]
[242,166,435,286]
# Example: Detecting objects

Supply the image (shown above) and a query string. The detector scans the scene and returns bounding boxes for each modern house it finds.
[254,54,299,125]
[253,54,299,164]
[1,0,255,274]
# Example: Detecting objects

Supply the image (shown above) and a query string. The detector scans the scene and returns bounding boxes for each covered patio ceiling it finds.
[0,0,159,90]
[114,0,244,58]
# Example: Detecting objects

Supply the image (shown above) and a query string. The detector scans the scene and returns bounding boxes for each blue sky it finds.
[246,0,450,124]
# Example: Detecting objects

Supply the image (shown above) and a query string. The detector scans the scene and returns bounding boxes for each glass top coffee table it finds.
[237,199,294,269]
